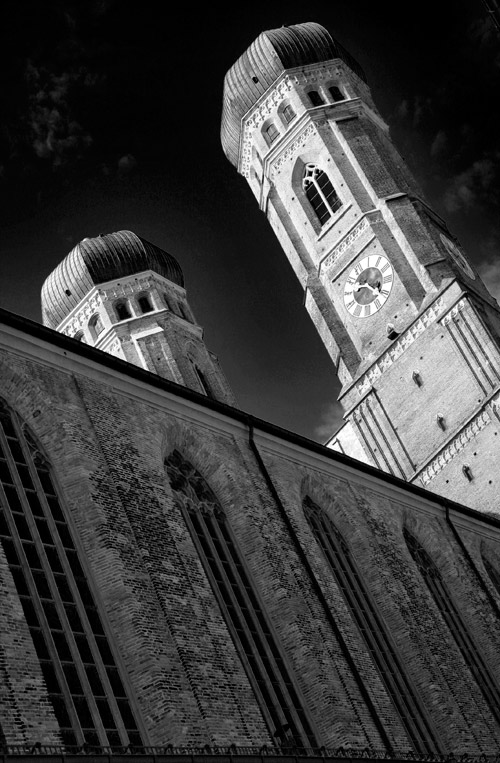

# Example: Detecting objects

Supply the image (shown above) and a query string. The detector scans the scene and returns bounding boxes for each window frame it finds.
[302,163,342,228]
[404,527,500,726]
[303,498,440,753]
[0,401,144,750]
[165,451,318,750]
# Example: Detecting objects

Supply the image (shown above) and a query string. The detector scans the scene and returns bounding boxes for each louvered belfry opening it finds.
[0,400,143,749]
[165,450,317,750]
[404,528,500,725]
[303,498,440,753]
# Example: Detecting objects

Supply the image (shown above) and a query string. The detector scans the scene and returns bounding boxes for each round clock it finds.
[344,255,394,318]
[439,234,475,279]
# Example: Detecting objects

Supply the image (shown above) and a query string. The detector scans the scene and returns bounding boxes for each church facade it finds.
[1,20,500,762]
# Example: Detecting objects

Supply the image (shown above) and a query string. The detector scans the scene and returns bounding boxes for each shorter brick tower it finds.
[41,231,235,405]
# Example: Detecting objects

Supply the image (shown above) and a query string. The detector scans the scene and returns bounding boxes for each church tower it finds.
[221,23,500,512]
[41,231,235,405]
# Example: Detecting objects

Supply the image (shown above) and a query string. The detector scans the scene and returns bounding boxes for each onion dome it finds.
[41,230,184,329]
[221,21,366,168]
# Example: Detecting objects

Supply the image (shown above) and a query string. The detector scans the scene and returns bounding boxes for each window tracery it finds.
[165,450,317,750]
[404,528,500,724]
[303,498,439,753]
[0,399,142,750]
[302,164,342,226]
[482,551,500,596]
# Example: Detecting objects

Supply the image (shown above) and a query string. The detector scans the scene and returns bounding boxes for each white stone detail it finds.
[320,218,369,273]
[356,297,446,395]
[441,299,466,326]
[419,409,491,486]
[240,63,346,177]
[270,123,317,177]
[62,291,102,336]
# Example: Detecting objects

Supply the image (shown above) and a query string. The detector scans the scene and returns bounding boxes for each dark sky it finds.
[1,1,499,441]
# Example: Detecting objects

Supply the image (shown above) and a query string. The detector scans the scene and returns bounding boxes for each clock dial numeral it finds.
[343,254,394,318]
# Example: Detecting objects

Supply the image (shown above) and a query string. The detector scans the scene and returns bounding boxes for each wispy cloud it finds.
[443,152,500,213]
[314,402,345,443]
[26,62,93,169]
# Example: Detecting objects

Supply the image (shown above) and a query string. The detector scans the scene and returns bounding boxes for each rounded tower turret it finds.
[41,231,235,405]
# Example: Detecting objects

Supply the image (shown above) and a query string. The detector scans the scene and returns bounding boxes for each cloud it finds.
[314,402,345,443]
[443,153,500,213]
[117,154,138,176]
[25,62,93,169]
[430,129,448,159]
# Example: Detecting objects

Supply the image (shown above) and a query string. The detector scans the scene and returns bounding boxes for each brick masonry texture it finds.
[1,343,500,753]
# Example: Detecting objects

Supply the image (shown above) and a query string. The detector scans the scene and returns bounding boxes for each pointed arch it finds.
[165,450,317,749]
[303,497,440,753]
[0,398,143,750]
[302,164,341,226]
[480,541,500,597]
[403,527,500,725]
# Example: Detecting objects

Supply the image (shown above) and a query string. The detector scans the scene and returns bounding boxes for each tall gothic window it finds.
[481,547,500,597]
[193,365,214,399]
[404,528,500,725]
[304,498,439,753]
[0,400,143,750]
[302,164,342,226]
[165,451,317,750]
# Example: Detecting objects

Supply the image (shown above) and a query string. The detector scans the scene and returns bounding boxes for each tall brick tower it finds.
[41,230,235,405]
[221,22,500,512]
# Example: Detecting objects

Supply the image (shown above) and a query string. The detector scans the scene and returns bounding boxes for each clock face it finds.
[344,255,394,318]
[440,234,475,279]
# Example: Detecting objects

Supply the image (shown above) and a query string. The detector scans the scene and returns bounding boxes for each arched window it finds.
[304,498,439,753]
[265,123,280,145]
[328,85,344,102]
[194,365,214,399]
[137,295,152,314]
[165,451,317,749]
[302,164,342,226]
[0,400,142,749]
[307,90,324,107]
[74,331,86,343]
[404,528,500,724]
[114,300,131,321]
[282,104,296,124]
[88,314,104,339]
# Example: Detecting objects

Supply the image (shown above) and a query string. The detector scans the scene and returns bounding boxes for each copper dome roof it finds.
[221,22,366,169]
[41,230,184,329]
